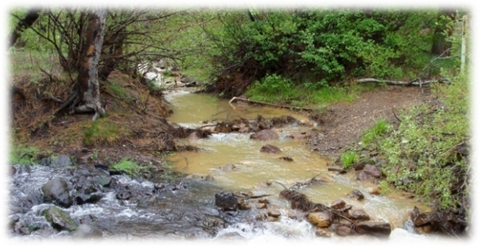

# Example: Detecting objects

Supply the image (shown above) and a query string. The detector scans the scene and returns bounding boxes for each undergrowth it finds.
[245,74,376,108]
[342,70,470,211]
[9,144,41,165]
[112,158,144,176]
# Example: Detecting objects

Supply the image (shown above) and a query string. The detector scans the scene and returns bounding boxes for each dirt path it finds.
[307,85,434,160]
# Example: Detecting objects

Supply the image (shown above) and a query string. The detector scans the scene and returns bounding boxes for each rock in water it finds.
[250,129,279,140]
[260,144,282,153]
[308,212,332,228]
[347,189,365,200]
[42,178,73,208]
[215,192,238,211]
[43,206,78,232]
[355,221,391,237]
[213,232,248,246]
[72,224,103,245]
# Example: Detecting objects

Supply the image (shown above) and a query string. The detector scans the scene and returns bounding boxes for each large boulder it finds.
[308,212,332,228]
[43,206,78,232]
[72,224,103,245]
[215,192,238,211]
[260,144,281,154]
[355,221,391,237]
[42,178,73,208]
[250,130,279,140]
[213,232,248,246]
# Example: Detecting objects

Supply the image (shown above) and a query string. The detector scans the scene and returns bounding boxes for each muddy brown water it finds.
[164,90,439,241]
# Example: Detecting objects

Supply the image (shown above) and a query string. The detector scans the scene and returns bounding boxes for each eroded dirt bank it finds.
[306,85,433,160]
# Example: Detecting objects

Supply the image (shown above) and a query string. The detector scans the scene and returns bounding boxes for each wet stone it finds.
[336,224,352,237]
[260,144,282,153]
[355,221,392,237]
[347,189,365,200]
[116,190,131,200]
[348,209,370,221]
[308,212,332,228]
[268,209,281,218]
[330,199,346,209]
[42,178,73,208]
[250,129,279,140]
[215,192,238,211]
[43,206,78,232]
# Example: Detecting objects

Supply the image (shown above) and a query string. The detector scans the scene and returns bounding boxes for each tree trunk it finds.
[75,9,107,121]
[431,2,456,56]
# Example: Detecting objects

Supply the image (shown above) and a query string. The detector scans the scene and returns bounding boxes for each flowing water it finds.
[164,89,443,242]
[8,89,447,243]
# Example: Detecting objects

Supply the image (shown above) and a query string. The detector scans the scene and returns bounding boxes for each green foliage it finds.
[199,8,459,97]
[9,145,41,165]
[246,74,294,103]
[345,71,469,210]
[107,83,132,101]
[246,74,372,107]
[341,151,359,169]
[112,159,143,176]
[83,119,126,146]
[361,119,392,145]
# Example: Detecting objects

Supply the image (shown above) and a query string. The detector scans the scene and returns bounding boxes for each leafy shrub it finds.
[9,145,41,165]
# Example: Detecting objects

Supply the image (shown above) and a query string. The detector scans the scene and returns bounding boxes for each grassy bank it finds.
[340,71,470,213]
[244,74,377,109]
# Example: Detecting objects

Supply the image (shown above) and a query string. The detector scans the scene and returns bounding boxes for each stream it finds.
[163,89,442,242]
[8,88,446,243]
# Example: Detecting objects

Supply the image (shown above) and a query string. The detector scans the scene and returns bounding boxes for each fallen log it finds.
[356,78,451,86]
[229,97,313,112]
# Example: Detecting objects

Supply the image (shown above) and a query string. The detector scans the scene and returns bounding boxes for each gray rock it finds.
[51,154,72,167]
[73,224,103,239]
[215,192,238,211]
[355,221,391,237]
[213,232,248,246]
[43,206,78,232]
[42,178,73,208]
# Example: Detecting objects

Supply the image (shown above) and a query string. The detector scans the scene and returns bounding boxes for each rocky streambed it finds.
[8,159,242,240]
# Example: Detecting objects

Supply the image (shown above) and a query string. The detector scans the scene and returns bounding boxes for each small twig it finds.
[275,181,289,190]
[392,109,402,123]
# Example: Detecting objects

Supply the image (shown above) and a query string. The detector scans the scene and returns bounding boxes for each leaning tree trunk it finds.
[75,9,107,121]
[2,1,43,99]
